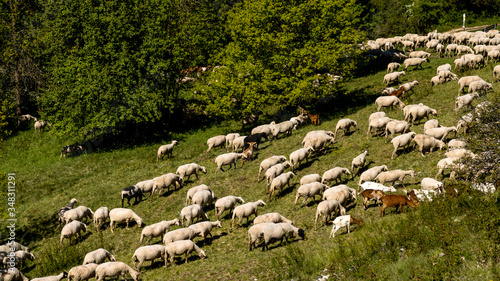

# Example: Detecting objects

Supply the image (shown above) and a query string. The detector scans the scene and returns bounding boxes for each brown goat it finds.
[380,195,417,217]
[406,189,419,206]
[309,114,320,125]
[389,86,405,98]
[360,189,385,210]
[241,142,256,166]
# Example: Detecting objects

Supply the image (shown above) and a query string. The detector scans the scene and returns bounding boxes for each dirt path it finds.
[446,24,495,33]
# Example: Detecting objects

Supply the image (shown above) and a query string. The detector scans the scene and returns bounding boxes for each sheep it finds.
[58,198,78,229]
[206,135,226,153]
[366,117,393,139]
[375,96,405,112]
[151,173,182,201]
[360,181,397,193]
[225,133,240,150]
[431,75,444,86]
[436,63,452,74]
[445,43,458,57]
[176,163,207,182]
[292,182,328,211]
[457,113,474,133]
[3,250,35,268]
[409,50,431,59]
[188,220,222,242]
[121,185,143,207]
[321,167,351,185]
[138,219,181,246]
[191,189,215,209]
[257,155,287,182]
[390,132,416,159]
[60,144,86,159]
[248,223,274,251]
[251,123,274,139]
[383,71,405,86]
[271,120,296,140]
[34,120,49,134]
[109,208,143,233]
[214,152,245,173]
[448,139,467,149]
[374,169,416,188]
[457,76,483,94]
[403,58,429,71]
[322,184,357,206]
[31,272,68,281]
[435,157,465,180]
[95,262,140,281]
[254,212,293,225]
[381,87,396,95]
[83,249,116,265]
[410,189,440,202]
[180,204,209,226]
[156,140,178,162]
[314,199,346,230]
[445,148,475,159]
[402,103,424,121]
[185,184,213,206]
[454,57,470,71]
[358,165,388,187]
[135,179,155,198]
[425,126,457,142]
[436,43,445,56]
[387,62,400,73]
[164,240,206,266]
[301,132,335,153]
[231,135,247,152]
[260,223,305,251]
[93,207,109,232]
[132,245,167,271]
[401,40,414,52]
[268,171,295,201]
[67,263,99,281]
[163,228,197,244]
[335,119,357,137]
[0,268,29,281]
[425,40,439,52]
[0,242,30,253]
[289,146,314,172]
[214,196,245,221]
[63,206,94,225]
[360,189,385,210]
[384,120,410,142]
[60,221,87,247]
[351,150,369,177]
[411,134,445,157]
[329,215,364,238]
[230,200,266,230]
[468,80,493,95]
[420,177,444,192]
[17,113,37,126]
[457,44,474,56]
[369,111,387,122]
[407,104,437,125]
[300,174,322,185]
[493,65,500,83]
[263,161,291,186]
[380,194,417,217]
[424,119,440,132]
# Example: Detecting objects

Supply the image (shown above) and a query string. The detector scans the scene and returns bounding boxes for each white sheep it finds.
[300,174,322,185]
[448,139,467,149]
[436,63,452,74]
[83,248,116,265]
[206,135,226,153]
[251,123,274,139]
[214,152,245,173]
[191,189,215,209]
[406,104,437,125]
[292,182,328,211]
[31,272,68,281]
[390,131,416,159]
[420,177,444,192]
[214,196,245,221]
[468,80,493,95]
[384,120,410,142]
[369,111,387,122]
[454,57,470,71]
[253,212,293,225]
[95,261,140,281]
[329,215,363,238]
[351,150,369,177]
[263,161,291,186]
[188,220,222,242]
[410,189,440,202]
[248,222,274,251]
[403,58,429,71]
[34,120,49,134]
[411,134,446,157]
[0,268,29,281]
[257,155,287,182]
[163,227,197,244]
[58,198,78,229]
[335,119,357,137]
[271,120,296,140]
[302,132,335,153]
[435,157,464,180]
[445,148,475,159]
[431,75,444,86]
[63,206,94,225]
[3,250,35,268]
[400,80,419,95]
[176,163,207,182]
[360,181,397,192]
[424,126,457,142]
[445,43,458,57]
[381,87,396,95]
[322,184,357,206]
[268,171,295,201]
[109,208,143,233]
[60,221,87,247]
[375,96,405,111]
[225,133,240,151]
[383,71,405,86]
[164,240,206,266]
[180,204,209,226]
[366,117,393,139]
[138,218,181,246]
[289,146,314,172]
[260,223,305,251]
[151,173,183,201]
[156,140,178,162]
[358,165,388,187]
[185,184,213,206]
[457,44,474,56]
[457,75,483,94]
[231,135,247,152]
[132,245,167,270]
[387,62,400,73]
[230,200,266,230]
[375,169,416,188]
[67,263,99,281]
[135,179,155,198]
[321,167,351,185]
[93,207,109,232]
[424,119,440,132]
[314,199,346,230]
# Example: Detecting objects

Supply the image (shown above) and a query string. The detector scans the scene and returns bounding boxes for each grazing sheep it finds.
[445,43,458,57]
[0,242,30,254]
[436,43,445,56]
[271,120,296,140]
[468,80,493,95]
[214,196,245,221]
[409,189,440,202]
[457,45,474,56]
[156,140,178,162]
[445,148,475,159]
[83,249,116,265]
[176,163,207,182]
[436,63,452,74]
[135,179,155,198]
[109,208,144,233]
[431,75,444,86]
[58,198,78,229]
[435,157,464,180]
[322,185,357,206]
[369,111,387,122]
[151,173,183,201]
[425,126,457,142]
[383,71,405,86]
[387,62,400,73]
[185,184,213,206]
[366,117,393,139]
[214,153,245,173]
[375,96,405,112]
[260,223,305,251]
[263,161,291,186]
[67,263,99,281]
[121,185,143,207]
[164,240,206,266]
[132,245,166,271]
[95,262,140,281]
[302,133,335,153]
[424,119,440,132]
[93,207,109,232]
[314,199,346,230]
[420,178,444,192]
[375,170,416,188]
[448,139,467,149]
[321,167,351,185]
[300,174,322,185]
[60,221,87,247]
[63,206,94,225]
[457,76,483,94]
[251,123,274,139]
[351,150,369,177]
[31,272,68,281]
[390,131,416,159]
[191,189,215,209]
[268,172,295,201]
[225,133,240,151]
[403,58,429,71]
[0,268,29,281]
[360,181,397,193]
[257,155,287,182]
[358,165,388,187]
[384,120,410,142]
[254,213,293,225]
[163,228,197,244]
[230,200,266,230]
[438,70,458,82]
[360,189,385,210]
[292,182,328,211]
[335,119,357,137]
[493,65,500,83]
[454,57,470,71]
[380,195,417,217]
[248,223,274,251]
[188,220,222,242]
[410,51,431,59]
[411,134,445,157]
[329,215,363,238]
[407,104,437,125]
[3,250,35,268]
[138,219,181,246]
[231,135,247,152]
[289,146,314,172]
[180,204,209,226]
[401,40,414,52]
[206,135,226,153]
[400,80,419,95]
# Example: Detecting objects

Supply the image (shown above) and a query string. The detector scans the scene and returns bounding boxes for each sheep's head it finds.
[199,249,207,259]
[282,161,291,168]
[201,166,207,174]
[236,197,245,203]
[215,221,222,228]
[298,229,306,240]
[110,254,116,261]
[256,200,266,206]
[344,169,351,175]
[137,219,144,228]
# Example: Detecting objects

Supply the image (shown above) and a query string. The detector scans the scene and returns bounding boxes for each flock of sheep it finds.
[4,27,500,280]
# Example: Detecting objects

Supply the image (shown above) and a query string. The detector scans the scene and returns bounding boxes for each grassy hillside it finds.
[2,48,500,280]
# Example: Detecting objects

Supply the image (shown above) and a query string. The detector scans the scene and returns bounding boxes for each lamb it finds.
[302,132,335,153]
[180,204,209,226]
[409,51,431,59]
[95,261,140,281]
[206,135,226,153]
[391,132,416,159]
[493,65,500,83]
[257,155,287,182]
[263,161,291,186]
[411,134,445,157]
[424,126,457,142]
[321,167,351,185]
[329,215,364,238]
[358,165,388,187]
[214,196,245,221]
[185,184,214,206]
[360,189,385,210]
[176,163,207,182]
[366,117,393,139]
[360,181,397,193]
[93,207,109,232]
[214,152,245,173]
[31,272,68,281]
[271,120,296,140]
[34,120,49,134]
[407,104,437,125]
[374,169,416,188]
[448,139,467,149]
[121,185,143,207]
[58,198,78,229]
[163,228,197,244]
[289,146,314,172]
[384,120,410,142]
[151,173,183,201]
[188,220,222,242]
[380,195,417,217]
[248,223,274,251]
[403,58,429,71]
[83,248,116,265]
[435,157,464,180]
[457,76,483,94]
[387,62,400,73]
[383,71,405,86]
[138,219,181,246]
[156,140,178,162]
[63,206,94,225]
[260,223,305,251]
[254,212,293,225]
[67,263,99,281]
[191,189,215,209]
[60,221,87,247]
[0,268,29,281]
[268,171,295,201]
[292,182,328,211]
[300,174,322,185]
[314,199,346,230]
[375,96,405,111]
[109,208,144,233]
[468,80,493,95]
[225,133,240,151]
[335,119,357,137]
[420,177,444,192]
[164,240,206,266]
[230,200,266,230]
[132,245,167,271]
[351,150,369,177]
[455,92,479,114]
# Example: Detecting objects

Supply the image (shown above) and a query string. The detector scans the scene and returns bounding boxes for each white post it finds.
[463,13,466,31]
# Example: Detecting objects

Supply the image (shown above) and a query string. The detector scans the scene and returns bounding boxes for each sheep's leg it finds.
[292,194,300,211]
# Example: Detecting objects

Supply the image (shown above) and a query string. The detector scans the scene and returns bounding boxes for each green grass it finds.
[1,45,500,280]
